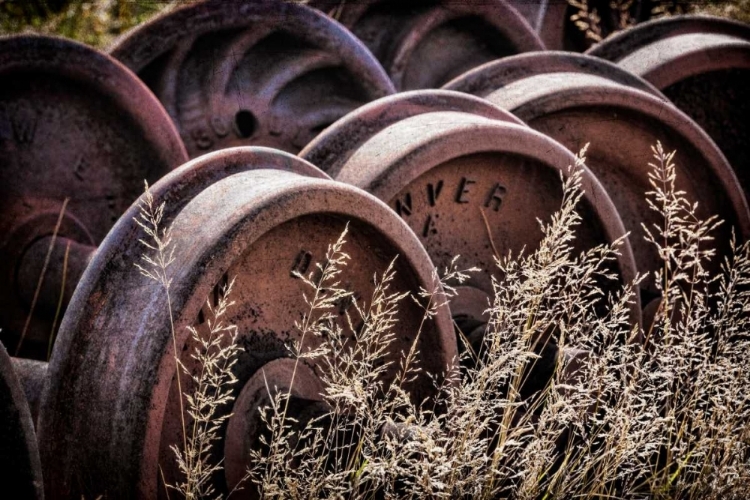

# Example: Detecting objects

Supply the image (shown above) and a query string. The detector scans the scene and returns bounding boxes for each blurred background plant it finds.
[0,0,748,49]
[0,0,192,47]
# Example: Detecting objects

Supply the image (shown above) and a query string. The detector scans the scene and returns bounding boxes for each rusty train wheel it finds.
[110,0,395,157]
[0,344,43,499]
[310,0,544,90]
[301,89,524,177]
[39,148,454,499]
[14,147,330,495]
[0,35,187,359]
[301,90,640,324]
[587,15,750,199]
[445,51,750,299]
[442,50,663,98]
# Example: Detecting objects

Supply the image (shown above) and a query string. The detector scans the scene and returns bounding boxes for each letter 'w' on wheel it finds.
[309,0,544,90]
[15,145,333,487]
[0,35,187,360]
[38,147,455,499]
[445,51,750,300]
[110,0,396,157]
[588,15,750,200]
[301,89,641,330]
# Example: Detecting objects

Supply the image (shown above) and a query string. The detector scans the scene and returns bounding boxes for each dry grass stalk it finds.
[134,142,750,499]
[242,144,750,499]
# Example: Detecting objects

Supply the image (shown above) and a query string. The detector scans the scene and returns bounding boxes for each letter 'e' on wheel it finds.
[0,35,187,359]
[302,89,640,325]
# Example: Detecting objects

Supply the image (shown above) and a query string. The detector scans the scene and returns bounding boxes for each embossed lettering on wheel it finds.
[110,0,395,157]
[302,90,639,326]
[38,149,454,499]
[0,35,188,359]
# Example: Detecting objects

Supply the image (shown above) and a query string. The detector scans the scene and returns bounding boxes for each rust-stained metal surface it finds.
[310,0,544,90]
[587,16,750,199]
[509,0,651,52]
[110,0,395,157]
[0,35,187,359]
[0,344,43,499]
[302,90,640,325]
[39,148,454,499]
[301,89,524,177]
[442,50,664,98]
[445,51,750,299]
[9,357,47,427]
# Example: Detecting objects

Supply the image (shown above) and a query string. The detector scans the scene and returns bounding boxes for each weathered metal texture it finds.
[301,90,640,323]
[301,89,525,177]
[9,357,47,426]
[110,0,395,158]
[0,344,43,499]
[508,0,651,52]
[0,35,188,359]
[587,15,750,199]
[445,52,750,298]
[17,147,328,433]
[39,148,454,499]
[442,50,664,98]
[17,236,95,325]
[310,0,544,90]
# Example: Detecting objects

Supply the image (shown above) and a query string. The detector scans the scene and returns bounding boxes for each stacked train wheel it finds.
[0,344,43,499]
[0,35,188,360]
[110,0,396,156]
[309,0,544,90]
[509,0,653,51]
[588,15,750,198]
[1,1,749,498]
[38,148,455,499]
[301,89,640,383]
[444,51,750,301]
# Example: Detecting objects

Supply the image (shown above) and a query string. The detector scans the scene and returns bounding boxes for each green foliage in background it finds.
[698,0,750,22]
[1,0,748,50]
[0,0,191,48]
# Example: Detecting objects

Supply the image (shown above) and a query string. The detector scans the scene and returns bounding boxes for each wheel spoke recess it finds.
[0,35,187,360]
[309,0,543,90]
[509,0,652,52]
[0,344,43,499]
[587,15,750,199]
[110,0,395,158]
[300,89,641,339]
[444,51,750,301]
[38,147,455,499]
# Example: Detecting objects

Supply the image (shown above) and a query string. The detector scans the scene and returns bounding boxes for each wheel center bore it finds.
[224,358,325,492]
